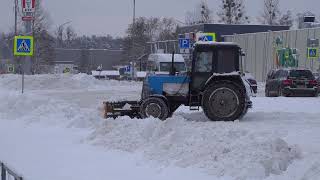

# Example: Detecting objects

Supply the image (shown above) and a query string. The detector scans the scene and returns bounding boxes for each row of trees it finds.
[1,0,320,74]
[185,0,317,27]
[122,17,178,62]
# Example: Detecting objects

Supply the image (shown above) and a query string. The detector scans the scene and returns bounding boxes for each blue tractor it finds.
[103,42,252,121]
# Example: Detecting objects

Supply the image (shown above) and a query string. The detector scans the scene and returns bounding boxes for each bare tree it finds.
[217,0,249,24]
[185,1,213,25]
[144,17,161,42]
[279,10,293,27]
[32,0,54,74]
[65,26,77,48]
[56,26,64,48]
[259,0,280,25]
[158,18,177,40]
[122,17,178,63]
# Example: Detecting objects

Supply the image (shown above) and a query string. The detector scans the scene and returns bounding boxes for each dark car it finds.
[244,72,257,94]
[265,69,318,97]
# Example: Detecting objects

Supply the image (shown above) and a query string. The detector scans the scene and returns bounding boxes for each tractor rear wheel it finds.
[202,82,246,121]
[140,97,169,120]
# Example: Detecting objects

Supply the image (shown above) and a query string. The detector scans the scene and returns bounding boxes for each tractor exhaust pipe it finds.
[170,51,176,76]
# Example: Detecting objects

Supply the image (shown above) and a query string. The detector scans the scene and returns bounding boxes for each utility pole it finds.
[133,0,136,25]
[14,0,18,35]
[131,0,136,79]
[14,0,18,74]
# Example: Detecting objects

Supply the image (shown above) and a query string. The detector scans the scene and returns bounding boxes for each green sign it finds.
[63,67,71,73]
[14,36,34,56]
[307,47,319,59]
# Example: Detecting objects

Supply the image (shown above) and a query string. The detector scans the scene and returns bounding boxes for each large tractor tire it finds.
[202,81,247,121]
[140,97,170,120]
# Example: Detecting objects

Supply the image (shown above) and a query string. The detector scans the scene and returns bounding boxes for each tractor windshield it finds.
[160,62,186,72]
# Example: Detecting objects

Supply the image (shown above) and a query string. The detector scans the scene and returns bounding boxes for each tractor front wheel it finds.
[202,82,246,121]
[140,97,169,120]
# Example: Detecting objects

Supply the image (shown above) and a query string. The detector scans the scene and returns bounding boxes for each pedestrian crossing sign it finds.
[307,47,319,59]
[14,36,34,56]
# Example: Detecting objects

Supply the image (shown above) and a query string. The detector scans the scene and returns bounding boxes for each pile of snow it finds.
[92,71,120,76]
[88,116,301,179]
[0,92,101,129]
[1,74,320,180]
[0,74,140,91]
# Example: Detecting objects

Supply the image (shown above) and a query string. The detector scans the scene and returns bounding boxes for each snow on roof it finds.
[92,71,120,76]
[195,41,239,46]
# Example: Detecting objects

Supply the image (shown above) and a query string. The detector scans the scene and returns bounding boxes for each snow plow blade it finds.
[102,101,141,119]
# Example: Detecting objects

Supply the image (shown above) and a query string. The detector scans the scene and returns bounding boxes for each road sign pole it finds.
[22,12,33,93]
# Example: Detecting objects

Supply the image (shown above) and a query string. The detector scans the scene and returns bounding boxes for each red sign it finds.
[22,0,35,13]
[22,16,34,21]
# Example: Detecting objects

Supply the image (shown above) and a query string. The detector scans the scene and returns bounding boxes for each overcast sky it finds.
[1,0,319,37]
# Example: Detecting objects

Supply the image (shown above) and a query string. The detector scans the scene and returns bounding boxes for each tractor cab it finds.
[191,42,243,93]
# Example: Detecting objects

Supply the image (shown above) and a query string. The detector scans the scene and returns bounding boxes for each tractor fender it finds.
[146,95,169,106]
[204,73,251,97]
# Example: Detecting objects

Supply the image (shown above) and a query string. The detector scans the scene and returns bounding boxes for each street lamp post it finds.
[57,21,72,47]
[132,0,136,79]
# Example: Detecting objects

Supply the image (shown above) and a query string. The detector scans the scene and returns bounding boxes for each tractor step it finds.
[189,94,201,111]
[102,101,141,119]
[189,106,200,111]
[189,103,200,111]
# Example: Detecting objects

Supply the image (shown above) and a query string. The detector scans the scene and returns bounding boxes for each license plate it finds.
[297,84,305,88]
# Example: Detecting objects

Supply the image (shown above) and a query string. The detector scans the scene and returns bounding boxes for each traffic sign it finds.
[14,36,34,56]
[307,47,319,59]
[307,39,319,47]
[179,38,190,49]
[63,68,71,73]
[7,64,15,73]
[125,65,131,73]
[22,0,36,13]
[22,16,34,21]
[196,33,216,42]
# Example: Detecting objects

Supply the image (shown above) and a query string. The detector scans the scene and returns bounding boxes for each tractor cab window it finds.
[160,62,186,72]
[216,48,238,73]
[195,51,213,72]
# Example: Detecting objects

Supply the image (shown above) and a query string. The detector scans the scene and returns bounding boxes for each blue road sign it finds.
[125,65,131,72]
[179,38,190,49]
[307,47,319,59]
[196,33,216,42]
[14,36,34,56]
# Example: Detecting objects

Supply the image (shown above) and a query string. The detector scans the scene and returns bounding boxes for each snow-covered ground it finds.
[0,74,320,180]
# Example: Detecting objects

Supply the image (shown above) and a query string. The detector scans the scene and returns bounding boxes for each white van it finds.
[146,53,187,74]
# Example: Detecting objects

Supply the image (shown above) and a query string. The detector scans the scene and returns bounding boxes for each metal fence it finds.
[224,28,320,82]
[0,162,23,180]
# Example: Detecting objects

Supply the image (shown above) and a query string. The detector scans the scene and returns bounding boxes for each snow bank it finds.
[89,116,302,179]
[0,74,317,180]
[0,74,140,91]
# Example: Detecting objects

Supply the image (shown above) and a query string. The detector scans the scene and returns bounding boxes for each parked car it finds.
[244,72,257,94]
[265,69,318,97]
[313,72,319,78]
